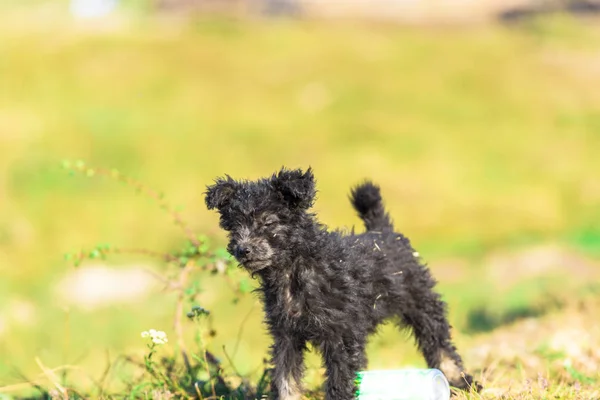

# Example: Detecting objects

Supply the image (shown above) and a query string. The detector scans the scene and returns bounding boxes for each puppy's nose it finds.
[234,245,251,259]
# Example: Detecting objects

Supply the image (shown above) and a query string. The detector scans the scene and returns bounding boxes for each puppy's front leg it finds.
[270,333,306,400]
[322,338,366,400]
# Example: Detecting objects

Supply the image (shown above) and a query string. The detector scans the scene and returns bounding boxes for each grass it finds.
[1,3,600,398]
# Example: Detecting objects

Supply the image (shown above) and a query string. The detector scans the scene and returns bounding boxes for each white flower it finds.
[141,329,168,345]
[413,252,420,258]
[152,330,168,345]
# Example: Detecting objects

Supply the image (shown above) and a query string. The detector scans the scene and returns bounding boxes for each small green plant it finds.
[138,329,171,390]
[55,160,271,399]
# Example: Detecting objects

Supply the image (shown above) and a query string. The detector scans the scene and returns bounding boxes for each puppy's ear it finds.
[205,176,238,210]
[271,167,316,209]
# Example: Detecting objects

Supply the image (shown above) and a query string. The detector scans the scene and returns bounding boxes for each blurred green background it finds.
[1,0,600,395]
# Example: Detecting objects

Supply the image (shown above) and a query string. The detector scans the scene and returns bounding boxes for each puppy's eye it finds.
[263,217,278,226]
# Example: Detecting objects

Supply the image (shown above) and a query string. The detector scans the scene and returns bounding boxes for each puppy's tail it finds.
[349,181,393,231]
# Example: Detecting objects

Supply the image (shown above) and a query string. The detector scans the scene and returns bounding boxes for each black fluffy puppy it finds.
[205,167,479,400]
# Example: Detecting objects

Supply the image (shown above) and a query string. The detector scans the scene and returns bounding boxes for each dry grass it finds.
[458,299,600,399]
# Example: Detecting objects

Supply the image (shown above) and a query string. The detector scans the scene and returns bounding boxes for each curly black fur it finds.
[205,167,480,400]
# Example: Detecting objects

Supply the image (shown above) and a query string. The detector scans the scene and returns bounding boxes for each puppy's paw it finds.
[450,373,482,393]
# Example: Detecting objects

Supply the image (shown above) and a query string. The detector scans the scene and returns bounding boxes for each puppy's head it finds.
[205,167,316,273]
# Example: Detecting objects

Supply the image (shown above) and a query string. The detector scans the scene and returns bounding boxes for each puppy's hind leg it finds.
[398,288,481,392]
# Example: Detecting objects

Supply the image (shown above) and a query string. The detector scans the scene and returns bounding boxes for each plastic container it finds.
[355,369,450,400]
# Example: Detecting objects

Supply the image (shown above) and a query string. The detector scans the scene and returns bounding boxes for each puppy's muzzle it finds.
[233,245,252,260]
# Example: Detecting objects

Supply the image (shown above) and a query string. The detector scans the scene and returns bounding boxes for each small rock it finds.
[54,263,158,310]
